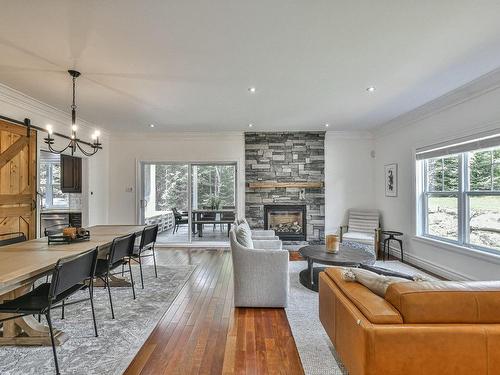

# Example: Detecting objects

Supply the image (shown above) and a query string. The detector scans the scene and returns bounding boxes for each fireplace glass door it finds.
[265,205,306,241]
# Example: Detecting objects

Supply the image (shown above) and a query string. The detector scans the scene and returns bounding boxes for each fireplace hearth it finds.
[264,205,307,241]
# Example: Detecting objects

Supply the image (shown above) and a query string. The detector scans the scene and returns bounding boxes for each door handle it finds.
[140,199,148,208]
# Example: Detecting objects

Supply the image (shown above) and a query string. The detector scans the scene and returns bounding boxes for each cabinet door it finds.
[61,155,82,193]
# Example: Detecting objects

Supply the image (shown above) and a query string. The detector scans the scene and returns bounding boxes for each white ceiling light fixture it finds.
[149,124,155,128]
[366,86,376,92]
[248,87,256,93]
[325,123,330,128]
[248,123,254,128]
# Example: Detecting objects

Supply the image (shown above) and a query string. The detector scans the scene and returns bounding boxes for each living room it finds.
[0,1,499,374]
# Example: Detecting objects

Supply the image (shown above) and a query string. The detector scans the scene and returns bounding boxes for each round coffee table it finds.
[299,244,376,291]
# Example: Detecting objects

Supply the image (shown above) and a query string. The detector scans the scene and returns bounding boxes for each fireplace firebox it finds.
[264,205,307,241]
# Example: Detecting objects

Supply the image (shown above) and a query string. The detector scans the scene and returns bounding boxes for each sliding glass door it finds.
[191,163,236,243]
[140,162,237,245]
[141,163,190,244]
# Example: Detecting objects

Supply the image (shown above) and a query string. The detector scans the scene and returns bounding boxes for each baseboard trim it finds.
[385,245,474,281]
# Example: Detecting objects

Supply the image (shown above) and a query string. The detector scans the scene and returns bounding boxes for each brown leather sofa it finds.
[319,267,500,375]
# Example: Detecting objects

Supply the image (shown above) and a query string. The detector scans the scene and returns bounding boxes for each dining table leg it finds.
[0,284,68,346]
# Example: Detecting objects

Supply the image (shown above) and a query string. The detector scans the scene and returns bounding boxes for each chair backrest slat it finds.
[109,233,136,264]
[49,247,98,300]
[172,208,182,219]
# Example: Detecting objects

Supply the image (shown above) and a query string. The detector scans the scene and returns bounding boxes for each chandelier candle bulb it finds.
[325,234,340,253]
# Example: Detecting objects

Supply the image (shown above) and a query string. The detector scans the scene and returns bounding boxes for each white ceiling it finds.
[1,0,500,133]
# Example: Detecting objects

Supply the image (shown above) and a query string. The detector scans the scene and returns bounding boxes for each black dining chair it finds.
[201,206,217,231]
[94,233,136,319]
[129,224,159,289]
[0,247,99,375]
[221,206,236,233]
[0,232,26,246]
[172,207,188,233]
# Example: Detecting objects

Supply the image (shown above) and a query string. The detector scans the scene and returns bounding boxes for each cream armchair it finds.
[229,225,289,307]
[339,209,381,254]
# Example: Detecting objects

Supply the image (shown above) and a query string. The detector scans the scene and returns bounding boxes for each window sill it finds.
[412,235,500,265]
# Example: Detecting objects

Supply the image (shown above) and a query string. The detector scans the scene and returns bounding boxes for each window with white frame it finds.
[39,151,69,209]
[417,135,500,253]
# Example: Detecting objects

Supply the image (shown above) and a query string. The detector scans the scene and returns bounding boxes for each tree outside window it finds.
[421,146,500,253]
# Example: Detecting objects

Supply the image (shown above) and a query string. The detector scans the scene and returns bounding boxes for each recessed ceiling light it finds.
[248,123,254,128]
[325,123,330,128]
[366,86,376,92]
[248,87,256,93]
[149,124,155,128]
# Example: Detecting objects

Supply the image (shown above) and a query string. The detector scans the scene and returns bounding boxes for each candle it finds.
[326,234,340,253]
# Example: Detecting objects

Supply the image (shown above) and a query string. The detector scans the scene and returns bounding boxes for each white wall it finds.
[324,132,375,234]
[107,132,245,224]
[0,83,110,227]
[374,69,500,280]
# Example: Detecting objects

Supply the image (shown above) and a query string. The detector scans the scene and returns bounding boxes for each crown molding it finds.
[326,130,374,140]
[111,131,245,142]
[374,66,500,138]
[0,82,109,137]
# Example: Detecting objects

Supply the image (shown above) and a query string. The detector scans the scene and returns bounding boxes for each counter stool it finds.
[382,230,404,262]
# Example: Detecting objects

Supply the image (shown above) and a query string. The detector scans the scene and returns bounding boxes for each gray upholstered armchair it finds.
[229,226,289,308]
[339,209,381,254]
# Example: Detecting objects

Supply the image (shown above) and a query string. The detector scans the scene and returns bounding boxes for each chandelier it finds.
[44,70,102,156]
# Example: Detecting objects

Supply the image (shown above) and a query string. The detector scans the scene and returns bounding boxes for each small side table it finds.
[382,230,404,262]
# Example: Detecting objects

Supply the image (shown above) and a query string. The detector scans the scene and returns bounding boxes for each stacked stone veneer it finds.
[245,132,325,244]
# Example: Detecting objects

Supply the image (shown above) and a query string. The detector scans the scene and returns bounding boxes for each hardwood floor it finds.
[124,248,304,375]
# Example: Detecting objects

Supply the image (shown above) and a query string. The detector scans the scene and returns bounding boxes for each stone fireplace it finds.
[245,132,325,244]
[264,204,307,241]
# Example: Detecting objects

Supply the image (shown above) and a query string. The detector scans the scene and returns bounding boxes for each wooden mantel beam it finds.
[247,181,323,189]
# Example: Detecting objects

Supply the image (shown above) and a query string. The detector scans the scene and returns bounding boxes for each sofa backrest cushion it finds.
[348,209,379,234]
[324,268,403,324]
[385,280,500,324]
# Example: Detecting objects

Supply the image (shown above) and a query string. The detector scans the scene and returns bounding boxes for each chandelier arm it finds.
[46,139,73,155]
[76,142,99,157]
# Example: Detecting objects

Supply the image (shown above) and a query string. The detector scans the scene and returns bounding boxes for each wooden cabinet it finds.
[60,154,82,193]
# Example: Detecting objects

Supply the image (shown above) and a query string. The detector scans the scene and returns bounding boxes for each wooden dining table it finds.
[0,225,145,346]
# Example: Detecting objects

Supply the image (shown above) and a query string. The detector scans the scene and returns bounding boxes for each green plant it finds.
[205,195,221,209]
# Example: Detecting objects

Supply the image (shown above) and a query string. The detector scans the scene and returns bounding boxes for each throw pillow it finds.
[235,224,254,249]
[341,267,410,297]
[239,218,252,233]
[359,264,431,281]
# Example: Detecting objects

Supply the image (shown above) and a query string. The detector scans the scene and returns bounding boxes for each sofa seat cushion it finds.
[342,231,374,243]
[385,280,500,324]
[324,267,403,324]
